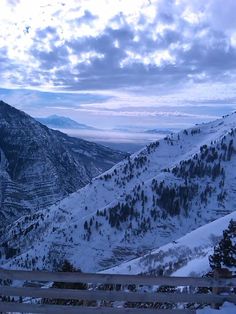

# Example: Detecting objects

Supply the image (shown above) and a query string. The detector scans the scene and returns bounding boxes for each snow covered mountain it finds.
[1,111,236,272]
[35,115,97,130]
[0,100,127,228]
[103,211,236,277]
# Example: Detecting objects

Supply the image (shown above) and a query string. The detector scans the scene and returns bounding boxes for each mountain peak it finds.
[0,99,19,114]
[0,100,32,125]
[36,114,96,130]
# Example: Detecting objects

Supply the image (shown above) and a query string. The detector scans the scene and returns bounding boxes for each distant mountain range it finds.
[144,129,174,134]
[2,111,236,272]
[35,115,97,130]
[112,127,173,134]
[36,116,175,138]
[0,101,127,229]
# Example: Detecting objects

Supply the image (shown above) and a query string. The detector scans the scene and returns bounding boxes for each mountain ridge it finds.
[35,114,97,130]
[0,100,127,228]
[1,111,236,272]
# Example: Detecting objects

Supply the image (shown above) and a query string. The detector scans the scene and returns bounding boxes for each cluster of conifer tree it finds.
[209,219,236,269]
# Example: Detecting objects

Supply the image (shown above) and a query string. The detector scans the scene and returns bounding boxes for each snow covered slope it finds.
[1,112,236,272]
[103,211,236,276]
[0,101,127,228]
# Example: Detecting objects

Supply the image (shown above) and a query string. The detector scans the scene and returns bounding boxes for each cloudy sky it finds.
[0,0,236,131]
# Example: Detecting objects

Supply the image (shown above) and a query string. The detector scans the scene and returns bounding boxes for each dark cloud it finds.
[173,29,236,83]
[74,10,98,25]
[36,26,59,40]
[31,45,68,70]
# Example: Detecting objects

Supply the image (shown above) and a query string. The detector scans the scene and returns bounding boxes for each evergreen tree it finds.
[209,220,236,269]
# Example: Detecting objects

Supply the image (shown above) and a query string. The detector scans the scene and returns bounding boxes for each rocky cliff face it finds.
[0,100,127,228]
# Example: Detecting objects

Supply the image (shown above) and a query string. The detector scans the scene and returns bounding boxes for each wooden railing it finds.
[0,268,236,313]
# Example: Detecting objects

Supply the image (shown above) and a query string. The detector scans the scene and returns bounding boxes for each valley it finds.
[1,109,235,275]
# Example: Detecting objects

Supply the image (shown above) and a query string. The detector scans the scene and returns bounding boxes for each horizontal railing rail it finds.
[0,302,197,314]
[1,268,236,287]
[0,286,236,304]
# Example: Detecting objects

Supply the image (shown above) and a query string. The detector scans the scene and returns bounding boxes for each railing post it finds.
[211,268,232,309]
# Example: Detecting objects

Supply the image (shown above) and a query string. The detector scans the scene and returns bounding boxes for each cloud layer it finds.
[1,0,236,91]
